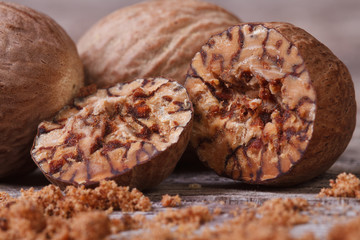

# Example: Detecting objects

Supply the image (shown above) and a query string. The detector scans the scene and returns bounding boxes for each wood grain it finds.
[2,0,360,238]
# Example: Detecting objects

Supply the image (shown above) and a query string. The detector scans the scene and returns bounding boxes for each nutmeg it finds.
[185,22,356,185]
[31,78,193,189]
[77,0,240,88]
[0,2,84,178]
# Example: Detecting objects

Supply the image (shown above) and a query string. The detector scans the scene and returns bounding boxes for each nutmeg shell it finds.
[0,2,84,178]
[78,0,240,88]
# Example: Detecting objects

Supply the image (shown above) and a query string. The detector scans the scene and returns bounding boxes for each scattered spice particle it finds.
[0,192,14,208]
[230,207,241,217]
[154,205,212,227]
[188,183,202,189]
[110,214,146,234]
[328,216,360,240]
[0,199,111,240]
[245,202,258,208]
[161,194,182,207]
[125,198,313,240]
[258,198,310,227]
[318,172,360,198]
[315,202,322,207]
[192,211,317,240]
[213,207,222,216]
[122,205,216,239]
[4,179,359,240]
[67,211,111,240]
[129,208,316,240]
[129,226,173,240]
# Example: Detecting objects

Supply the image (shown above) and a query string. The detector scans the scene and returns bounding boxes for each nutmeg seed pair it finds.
[72,1,355,188]
[1,0,238,189]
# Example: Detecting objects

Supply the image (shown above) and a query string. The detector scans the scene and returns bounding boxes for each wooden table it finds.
[3,0,360,238]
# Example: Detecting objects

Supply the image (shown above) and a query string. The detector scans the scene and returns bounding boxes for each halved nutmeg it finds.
[31,78,193,189]
[185,22,356,185]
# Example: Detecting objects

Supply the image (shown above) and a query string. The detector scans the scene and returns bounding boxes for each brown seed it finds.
[0,2,84,178]
[77,0,240,87]
[31,78,193,190]
[185,22,356,185]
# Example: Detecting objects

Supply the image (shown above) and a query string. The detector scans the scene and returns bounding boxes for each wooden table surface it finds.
[3,0,360,238]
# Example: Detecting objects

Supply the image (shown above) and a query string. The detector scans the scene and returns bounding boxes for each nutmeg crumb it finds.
[111,214,146,234]
[328,216,360,240]
[0,180,152,239]
[213,207,222,216]
[129,200,314,240]
[0,192,14,208]
[161,194,182,207]
[0,183,317,240]
[0,200,111,240]
[196,210,316,240]
[318,173,360,198]
[154,205,212,227]
[0,180,151,218]
[258,198,309,227]
[188,183,202,189]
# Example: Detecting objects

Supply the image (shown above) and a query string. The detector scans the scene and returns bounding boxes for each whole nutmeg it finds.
[77,0,240,88]
[185,22,356,186]
[0,2,84,178]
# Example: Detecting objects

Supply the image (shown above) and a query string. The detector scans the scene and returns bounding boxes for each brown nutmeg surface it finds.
[185,22,356,186]
[31,78,193,190]
[77,0,240,88]
[0,2,84,178]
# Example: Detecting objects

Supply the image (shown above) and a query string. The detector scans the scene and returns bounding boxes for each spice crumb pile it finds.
[318,172,360,198]
[0,180,151,239]
[19,180,151,217]
[1,173,360,239]
[257,197,309,227]
[161,194,182,207]
[126,197,313,240]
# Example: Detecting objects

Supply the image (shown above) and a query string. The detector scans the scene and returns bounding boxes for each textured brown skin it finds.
[0,2,84,178]
[187,22,356,186]
[262,22,356,185]
[77,0,240,88]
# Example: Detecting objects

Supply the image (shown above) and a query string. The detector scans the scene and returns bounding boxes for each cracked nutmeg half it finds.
[185,22,356,185]
[31,78,193,189]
